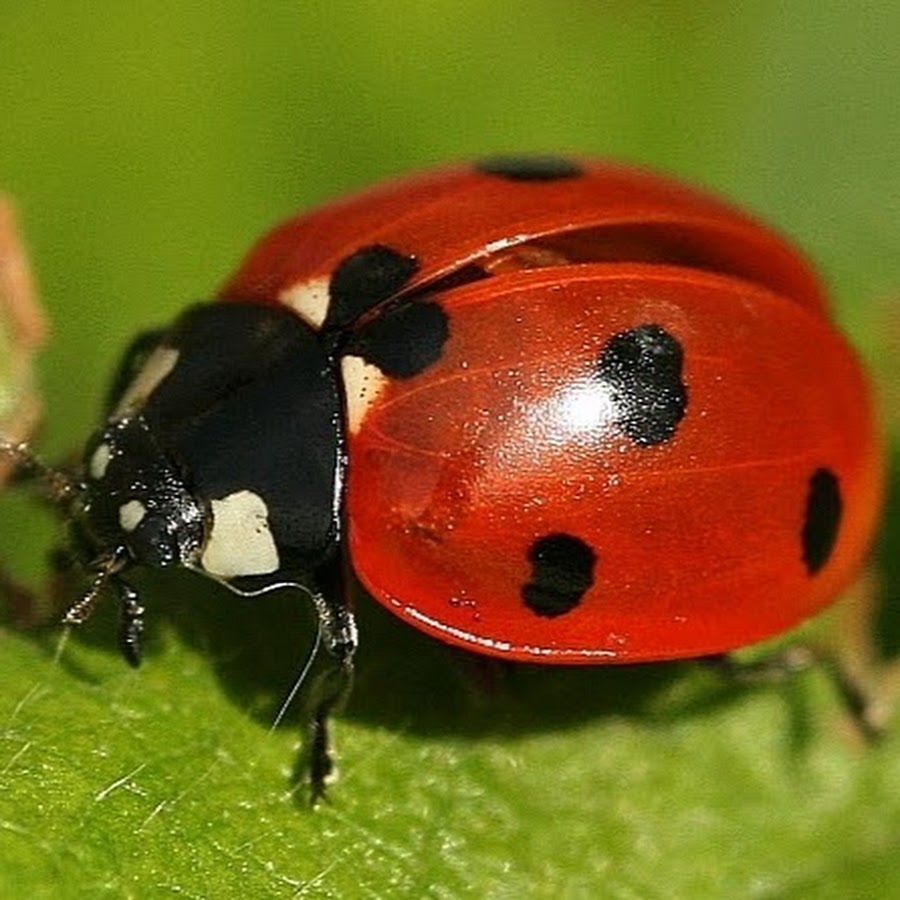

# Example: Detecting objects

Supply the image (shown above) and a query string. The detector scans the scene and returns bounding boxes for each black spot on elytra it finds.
[346,299,449,378]
[802,468,842,575]
[476,155,584,182]
[598,324,687,446]
[325,244,419,330]
[522,533,596,618]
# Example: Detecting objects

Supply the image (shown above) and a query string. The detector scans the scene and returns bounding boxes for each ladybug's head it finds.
[1,414,207,662]
[78,415,205,573]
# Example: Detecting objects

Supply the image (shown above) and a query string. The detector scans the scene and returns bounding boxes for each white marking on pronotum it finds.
[89,442,112,479]
[118,499,147,532]
[341,354,389,434]
[113,346,180,419]
[200,489,280,579]
[279,277,330,329]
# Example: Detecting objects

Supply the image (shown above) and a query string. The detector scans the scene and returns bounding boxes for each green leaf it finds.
[2,2,900,896]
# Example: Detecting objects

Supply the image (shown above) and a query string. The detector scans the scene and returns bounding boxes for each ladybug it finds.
[0,155,883,796]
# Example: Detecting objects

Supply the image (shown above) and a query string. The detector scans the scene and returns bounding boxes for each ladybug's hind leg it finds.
[702,647,880,744]
[703,567,889,743]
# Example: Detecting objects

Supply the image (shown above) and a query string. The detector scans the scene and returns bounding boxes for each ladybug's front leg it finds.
[303,556,358,803]
[116,579,145,669]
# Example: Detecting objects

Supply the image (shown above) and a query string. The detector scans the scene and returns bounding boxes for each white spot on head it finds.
[200,489,280,579]
[118,499,147,532]
[341,355,388,434]
[90,443,112,479]
[279,277,330,329]
[113,346,180,419]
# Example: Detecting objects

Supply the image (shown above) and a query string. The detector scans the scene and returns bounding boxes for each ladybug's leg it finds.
[116,579,145,669]
[702,647,880,743]
[306,648,354,802]
[701,646,814,682]
[304,556,357,803]
[707,570,888,742]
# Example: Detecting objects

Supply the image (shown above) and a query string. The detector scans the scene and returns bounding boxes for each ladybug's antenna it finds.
[0,439,82,512]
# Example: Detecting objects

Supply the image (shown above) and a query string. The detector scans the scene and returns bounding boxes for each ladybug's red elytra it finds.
[1,155,883,797]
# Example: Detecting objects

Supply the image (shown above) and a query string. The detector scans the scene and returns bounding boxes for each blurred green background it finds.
[1,3,899,897]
